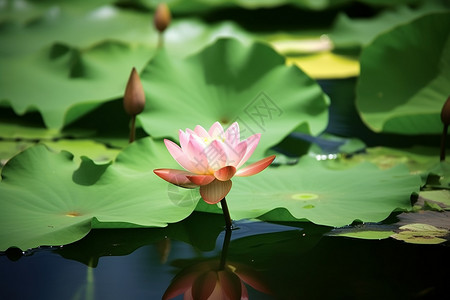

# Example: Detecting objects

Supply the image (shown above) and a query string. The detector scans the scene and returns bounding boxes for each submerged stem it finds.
[220,197,233,231]
[219,228,232,270]
[129,115,136,143]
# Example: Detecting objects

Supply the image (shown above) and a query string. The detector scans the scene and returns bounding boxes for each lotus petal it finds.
[153,169,197,188]
[236,134,261,169]
[200,180,232,204]
[236,155,275,177]
[208,122,224,138]
[224,122,240,146]
[164,139,196,172]
[187,138,210,174]
[187,174,215,186]
[214,166,237,181]
[192,271,217,300]
[194,125,210,138]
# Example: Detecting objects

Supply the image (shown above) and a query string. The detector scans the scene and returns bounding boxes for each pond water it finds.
[1,212,448,299]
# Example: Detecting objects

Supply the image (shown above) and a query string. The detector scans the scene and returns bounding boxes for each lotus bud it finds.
[441,96,450,125]
[123,67,145,116]
[154,3,171,33]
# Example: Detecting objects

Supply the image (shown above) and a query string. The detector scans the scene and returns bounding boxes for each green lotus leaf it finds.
[391,223,448,244]
[196,156,421,227]
[0,5,155,56]
[331,146,440,184]
[0,141,34,170]
[328,224,395,240]
[415,190,450,211]
[42,139,120,164]
[359,0,423,6]
[0,41,151,129]
[133,0,351,12]
[138,38,329,158]
[0,139,119,170]
[0,137,200,251]
[355,12,450,134]
[0,0,115,26]
[329,2,448,48]
[425,161,450,189]
[0,1,254,130]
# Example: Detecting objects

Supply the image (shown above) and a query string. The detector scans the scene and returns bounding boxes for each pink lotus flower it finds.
[154,122,275,205]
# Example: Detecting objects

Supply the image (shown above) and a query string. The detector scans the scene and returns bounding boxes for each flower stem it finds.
[441,123,448,161]
[220,197,233,230]
[157,33,164,49]
[129,115,136,143]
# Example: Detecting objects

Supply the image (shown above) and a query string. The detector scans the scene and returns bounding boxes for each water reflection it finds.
[163,229,272,300]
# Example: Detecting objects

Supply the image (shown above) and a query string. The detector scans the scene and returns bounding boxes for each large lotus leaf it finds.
[355,12,450,134]
[415,190,450,211]
[0,141,34,169]
[0,0,115,26]
[0,5,155,56]
[133,0,351,12]
[196,156,421,227]
[42,140,120,164]
[424,161,450,189]
[138,38,329,158]
[359,0,423,5]
[0,41,151,129]
[0,137,200,251]
[0,1,254,129]
[332,146,440,185]
[329,2,448,48]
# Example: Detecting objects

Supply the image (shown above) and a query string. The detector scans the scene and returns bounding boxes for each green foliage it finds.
[330,1,448,48]
[196,156,421,227]
[356,12,450,134]
[0,138,199,251]
[0,0,448,251]
[139,38,329,158]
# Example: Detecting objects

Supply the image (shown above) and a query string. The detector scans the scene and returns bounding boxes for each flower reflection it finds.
[163,231,271,300]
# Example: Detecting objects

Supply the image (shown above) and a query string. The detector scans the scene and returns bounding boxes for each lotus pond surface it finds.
[1,213,449,300]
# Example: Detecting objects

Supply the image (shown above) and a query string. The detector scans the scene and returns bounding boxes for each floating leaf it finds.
[132,0,352,12]
[0,2,254,129]
[139,38,329,158]
[391,223,448,245]
[425,161,450,189]
[393,210,450,244]
[356,12,450,134]
[0,138,199,251]
[0,41,151,129]
[0,141,34,170]
[196,156,421,227]
[269,36,359,79]
[333,146,440,185]
[328,224,395,240]
[42,139,120,164]
[286,51,360,79]
[415,190,450,211]
[329,2,448,48]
